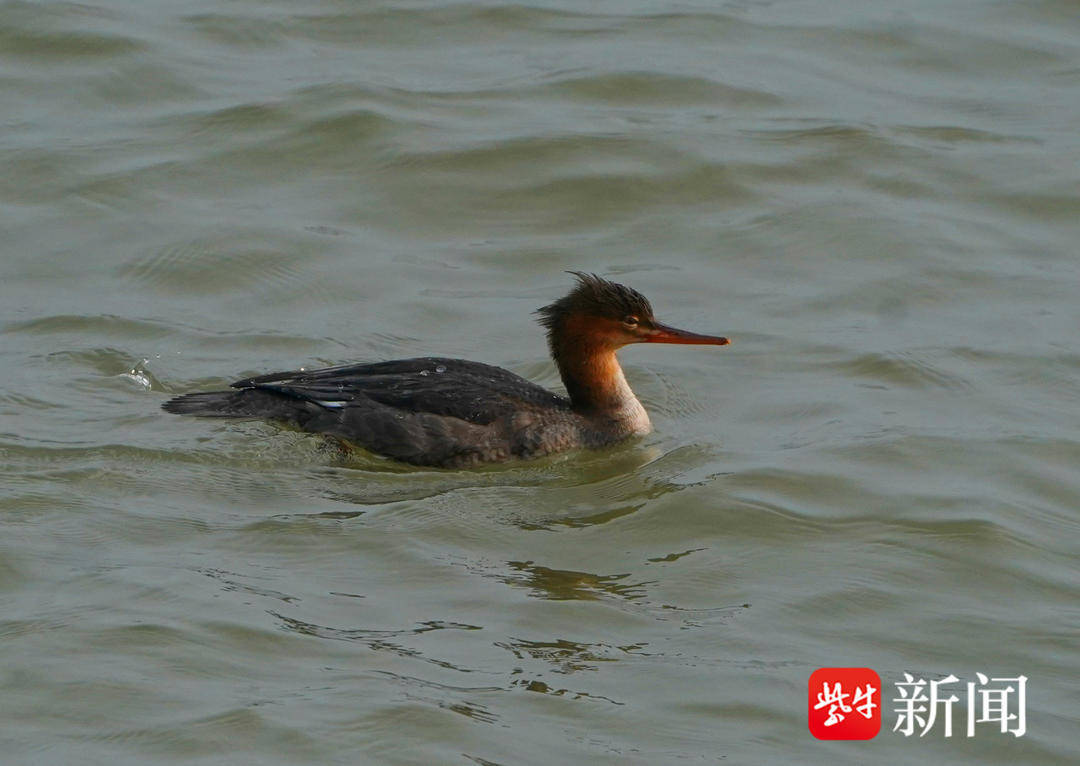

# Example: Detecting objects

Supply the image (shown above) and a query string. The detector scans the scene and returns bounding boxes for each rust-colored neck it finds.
[548,316,649,431]
[553,344,623,411]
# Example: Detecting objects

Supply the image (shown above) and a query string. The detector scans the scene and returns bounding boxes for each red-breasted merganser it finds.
[163,272,730,467]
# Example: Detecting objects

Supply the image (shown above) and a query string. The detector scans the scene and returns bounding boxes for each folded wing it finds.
[230,356,570,425]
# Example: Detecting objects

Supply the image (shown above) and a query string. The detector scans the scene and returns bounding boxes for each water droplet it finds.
[121,358,152,390]
[419,369,430,376]
[435,365,447,373]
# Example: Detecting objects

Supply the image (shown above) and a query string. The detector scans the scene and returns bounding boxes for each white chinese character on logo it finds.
[892,673,959,737]
[967,673,1027,737]
[853,683,877,720]
[814,682,852,726]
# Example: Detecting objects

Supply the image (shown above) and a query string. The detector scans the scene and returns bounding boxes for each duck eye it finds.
[622,315,639,327]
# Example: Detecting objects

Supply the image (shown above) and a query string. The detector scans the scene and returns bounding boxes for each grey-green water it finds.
[2,1,1078,764]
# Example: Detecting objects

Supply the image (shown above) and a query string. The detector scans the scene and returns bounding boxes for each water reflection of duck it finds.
[163,272,730,467]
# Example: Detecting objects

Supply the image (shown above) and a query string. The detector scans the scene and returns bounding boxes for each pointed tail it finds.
[162,388,327,425]
[162,390,261,418]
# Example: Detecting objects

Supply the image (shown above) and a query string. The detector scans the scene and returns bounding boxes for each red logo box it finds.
[808,667,881,740]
